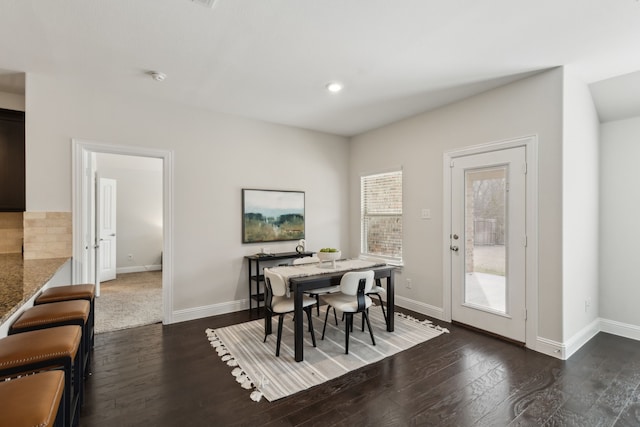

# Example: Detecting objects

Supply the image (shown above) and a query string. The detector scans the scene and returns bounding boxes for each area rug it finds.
[205,306,449,402]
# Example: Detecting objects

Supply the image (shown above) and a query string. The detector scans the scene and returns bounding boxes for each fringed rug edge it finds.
[205,328,266,402]
[205,310,449,402]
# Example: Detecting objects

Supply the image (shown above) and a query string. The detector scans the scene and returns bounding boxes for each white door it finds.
[97,177,117,285]
[450,147,526,342]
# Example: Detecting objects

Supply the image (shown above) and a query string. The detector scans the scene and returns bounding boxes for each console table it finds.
[245,251,314,315]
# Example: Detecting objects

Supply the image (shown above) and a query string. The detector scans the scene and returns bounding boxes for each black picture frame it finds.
[242,189,305,243]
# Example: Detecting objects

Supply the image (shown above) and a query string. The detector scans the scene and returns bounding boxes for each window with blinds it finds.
[360,169,403,263]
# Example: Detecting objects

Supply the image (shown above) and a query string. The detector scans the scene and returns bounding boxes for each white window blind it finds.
[360,170,403,263]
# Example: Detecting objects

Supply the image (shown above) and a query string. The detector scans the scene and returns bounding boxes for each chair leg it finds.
[363,311,376,346]
[345,313,352,354]
[321,305,331,340]
[263,315,270,343]
[375,294,388,327]
[276,315,284,357]
[305,307,316,347]
[334,308,339,325]
[315,295,320,316]
[263,332,268,343]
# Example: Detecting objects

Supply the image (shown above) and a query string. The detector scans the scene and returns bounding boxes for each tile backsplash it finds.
[23,212,72,260]
[0,212,23,254]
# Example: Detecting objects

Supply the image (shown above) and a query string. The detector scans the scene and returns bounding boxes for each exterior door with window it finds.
[450,147,526,342]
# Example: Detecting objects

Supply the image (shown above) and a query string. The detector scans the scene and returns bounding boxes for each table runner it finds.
[269,259,386,285]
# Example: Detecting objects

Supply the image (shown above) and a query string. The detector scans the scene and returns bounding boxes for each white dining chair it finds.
[263,268,317,357]
[321,270,376,354]
[357,256,388,328]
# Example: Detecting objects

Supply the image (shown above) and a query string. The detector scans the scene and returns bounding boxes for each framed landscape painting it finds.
[242,189,305,243]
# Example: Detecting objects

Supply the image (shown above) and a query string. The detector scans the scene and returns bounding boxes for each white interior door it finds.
[450,146,526,342]
[97,177,117,284]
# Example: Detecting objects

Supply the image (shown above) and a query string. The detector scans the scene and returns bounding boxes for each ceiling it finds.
[1,0,639,136]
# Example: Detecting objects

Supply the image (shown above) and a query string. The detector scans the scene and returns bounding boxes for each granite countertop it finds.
[0,253,70,325]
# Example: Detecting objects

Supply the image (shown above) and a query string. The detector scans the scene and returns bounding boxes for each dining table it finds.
[264,259,396,362]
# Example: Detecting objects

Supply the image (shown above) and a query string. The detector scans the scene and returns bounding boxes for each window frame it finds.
[360,168,403,265]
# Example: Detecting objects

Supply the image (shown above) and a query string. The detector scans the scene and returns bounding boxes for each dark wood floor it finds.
[79,309,640,426]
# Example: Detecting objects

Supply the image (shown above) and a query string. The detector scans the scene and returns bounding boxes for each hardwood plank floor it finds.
[79,309,640,426]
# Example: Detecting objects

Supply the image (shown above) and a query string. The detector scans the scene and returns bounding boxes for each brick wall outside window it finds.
[361,170,402,261]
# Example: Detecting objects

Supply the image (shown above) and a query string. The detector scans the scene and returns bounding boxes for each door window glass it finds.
[464,167,507,314]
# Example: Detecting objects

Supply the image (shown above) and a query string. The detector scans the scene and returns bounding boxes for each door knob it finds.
[453,234,459,240]
[450,245,459,252]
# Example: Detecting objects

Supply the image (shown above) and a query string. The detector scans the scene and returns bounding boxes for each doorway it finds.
[72,140,174,326]
[443,136,539,348]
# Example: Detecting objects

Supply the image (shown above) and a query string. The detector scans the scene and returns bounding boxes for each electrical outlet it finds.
[127,254,134,261]
[406,278,412,289]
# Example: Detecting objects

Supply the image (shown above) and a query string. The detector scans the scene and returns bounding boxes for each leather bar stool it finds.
[35,284,96,351]
[0,370,65,427]
[0,326,82,427]
[10,300,91,378]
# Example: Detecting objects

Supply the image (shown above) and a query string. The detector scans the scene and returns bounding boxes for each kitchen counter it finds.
[0,253,70,325]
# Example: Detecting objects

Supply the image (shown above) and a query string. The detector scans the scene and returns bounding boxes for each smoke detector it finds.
[150,72,166,82]
[191,0,217,8]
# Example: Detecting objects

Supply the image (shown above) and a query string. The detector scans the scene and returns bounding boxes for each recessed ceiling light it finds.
[326,82,344,93]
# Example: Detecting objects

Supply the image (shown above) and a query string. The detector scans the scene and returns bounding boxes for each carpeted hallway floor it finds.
[95,270,162,333]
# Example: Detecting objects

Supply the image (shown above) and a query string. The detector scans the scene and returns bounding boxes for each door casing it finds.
[443,135,539,350]
[72,139,174,325]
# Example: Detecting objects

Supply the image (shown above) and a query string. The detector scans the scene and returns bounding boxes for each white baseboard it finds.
[168,297,640,362]
[171,296,445,326]
[394,295,446,321]
[600,318,640,341]
[116,264,162,274]
[171,299,249,324]
[537,318,625,360]
[564,318,600,360]
[535,336,565,359]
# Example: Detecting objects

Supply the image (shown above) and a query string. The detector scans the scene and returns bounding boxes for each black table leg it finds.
[294,285,304,362]
[387,273,395,332]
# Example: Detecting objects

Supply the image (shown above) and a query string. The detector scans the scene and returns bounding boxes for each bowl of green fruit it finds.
[317,248,341,268]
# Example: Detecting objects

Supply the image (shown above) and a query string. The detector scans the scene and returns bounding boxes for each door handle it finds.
[450,245,459,252]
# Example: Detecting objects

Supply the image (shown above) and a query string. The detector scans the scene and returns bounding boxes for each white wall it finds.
[350,68,564,343]
[561,69,600,347]
[96,153,163,272]
[600,116,640,327]
[25,73,349,315]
